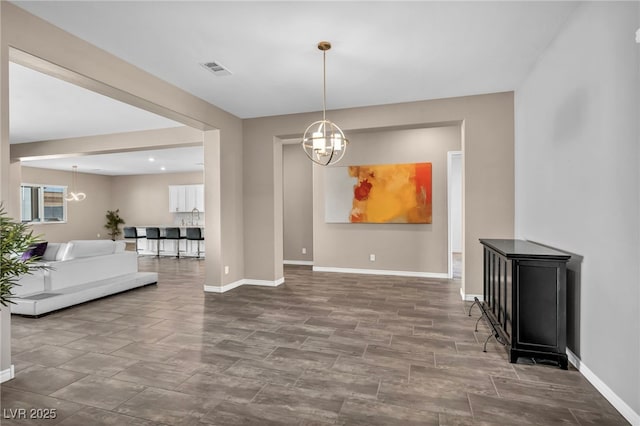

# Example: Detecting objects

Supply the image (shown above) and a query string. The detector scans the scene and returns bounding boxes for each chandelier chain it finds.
[322,48,326,123]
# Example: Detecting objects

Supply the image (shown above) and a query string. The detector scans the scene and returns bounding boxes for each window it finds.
[20,184,67,223]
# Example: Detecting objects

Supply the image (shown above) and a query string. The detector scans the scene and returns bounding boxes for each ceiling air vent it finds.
[200,61,232,76]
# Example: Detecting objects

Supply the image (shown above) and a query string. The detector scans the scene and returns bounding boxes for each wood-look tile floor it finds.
[2,258,628,425]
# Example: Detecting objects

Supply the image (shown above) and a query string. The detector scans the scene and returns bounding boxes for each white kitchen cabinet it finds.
[196,185,205,211]
[168,184,204,212]
[186,184,204,212]
[169,185,185,212]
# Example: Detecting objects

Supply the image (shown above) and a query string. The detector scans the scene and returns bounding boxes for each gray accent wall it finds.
[515,1,639,417]
[313,126,460,274]
[244,91,515,297]
[283,143,313,263]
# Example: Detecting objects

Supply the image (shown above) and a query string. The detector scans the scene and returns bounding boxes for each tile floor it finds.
[1,257,628,425]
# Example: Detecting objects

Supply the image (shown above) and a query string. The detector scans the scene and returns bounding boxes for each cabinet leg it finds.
[482,333,495,352]
[467,298,481,317]
[559,355,569,370]
[474,315,484,332]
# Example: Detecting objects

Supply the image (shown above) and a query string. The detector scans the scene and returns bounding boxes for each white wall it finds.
[515,2,639,421]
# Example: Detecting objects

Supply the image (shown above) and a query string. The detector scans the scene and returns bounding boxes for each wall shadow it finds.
[530,241,583,358]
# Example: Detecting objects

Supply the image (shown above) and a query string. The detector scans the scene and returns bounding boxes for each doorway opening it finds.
[448,151,462,279]
[282,140,313,266]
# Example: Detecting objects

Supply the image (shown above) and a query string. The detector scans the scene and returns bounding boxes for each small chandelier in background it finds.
[65,165,86,202]
[301,41,349,166]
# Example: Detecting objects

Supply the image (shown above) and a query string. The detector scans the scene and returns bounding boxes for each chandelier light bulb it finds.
[332,134,343,151]
[312,131,325,152]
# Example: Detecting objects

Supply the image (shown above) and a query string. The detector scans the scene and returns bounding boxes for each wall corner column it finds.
[203,129,223,291]
[0,2,14,380]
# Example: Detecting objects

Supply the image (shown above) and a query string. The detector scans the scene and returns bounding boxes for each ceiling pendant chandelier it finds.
[64,165,86,202]
[301,41,349,166]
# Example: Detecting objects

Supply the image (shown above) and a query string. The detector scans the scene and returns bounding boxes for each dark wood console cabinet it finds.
[478,239,571,369]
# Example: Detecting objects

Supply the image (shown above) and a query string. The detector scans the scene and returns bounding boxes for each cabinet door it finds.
[516,263,559,349]
[169,186,180,212]
[184,185,197,211]
[169,185,188,212]
[170,184,204,213]
[195,184,205,212]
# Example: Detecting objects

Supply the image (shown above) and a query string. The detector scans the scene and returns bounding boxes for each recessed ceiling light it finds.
[161,166,166,171]
[148,157,155,162]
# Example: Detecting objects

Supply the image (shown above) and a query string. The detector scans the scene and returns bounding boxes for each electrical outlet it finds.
[224,266,229,275]
[369,254,376,262]
[97,233,101,238]
[302,248,307,254]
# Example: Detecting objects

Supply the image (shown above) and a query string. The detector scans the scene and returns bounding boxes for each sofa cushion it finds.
[55,243,69,261]
[59,243,74,261]
[63,240,117,260]
[21,242,48,261]
[42,243,64,261]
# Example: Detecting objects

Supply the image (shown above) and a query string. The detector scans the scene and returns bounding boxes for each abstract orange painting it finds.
[324,162,432,224]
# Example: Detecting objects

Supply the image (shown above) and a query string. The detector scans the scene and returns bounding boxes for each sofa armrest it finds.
[12,267,47,296]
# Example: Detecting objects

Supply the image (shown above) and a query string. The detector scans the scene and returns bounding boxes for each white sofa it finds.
[11,240,158,316]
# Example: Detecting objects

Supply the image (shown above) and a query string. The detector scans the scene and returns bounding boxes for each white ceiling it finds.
[10,1,581,174]
[10,62,197,175]
[9,62,184,144]
[22,146,204,176]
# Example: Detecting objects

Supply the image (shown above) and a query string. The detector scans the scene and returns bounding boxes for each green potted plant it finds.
[0,205,45,307]
[104,209,125,241]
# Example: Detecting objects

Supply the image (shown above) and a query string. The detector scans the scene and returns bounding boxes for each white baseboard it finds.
[0,365,15,383]
[566,348,639,426]
[283,260,314,266]
[204,279,244,293]
[204,277,285,293]
[244,277,285,287]
[312,266,448,279]
[459,287,484,302]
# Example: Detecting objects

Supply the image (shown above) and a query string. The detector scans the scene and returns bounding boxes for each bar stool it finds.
[165,227,185,258]
[123,227,145,254]
[186,227,205,258]
[145,227,165,257]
